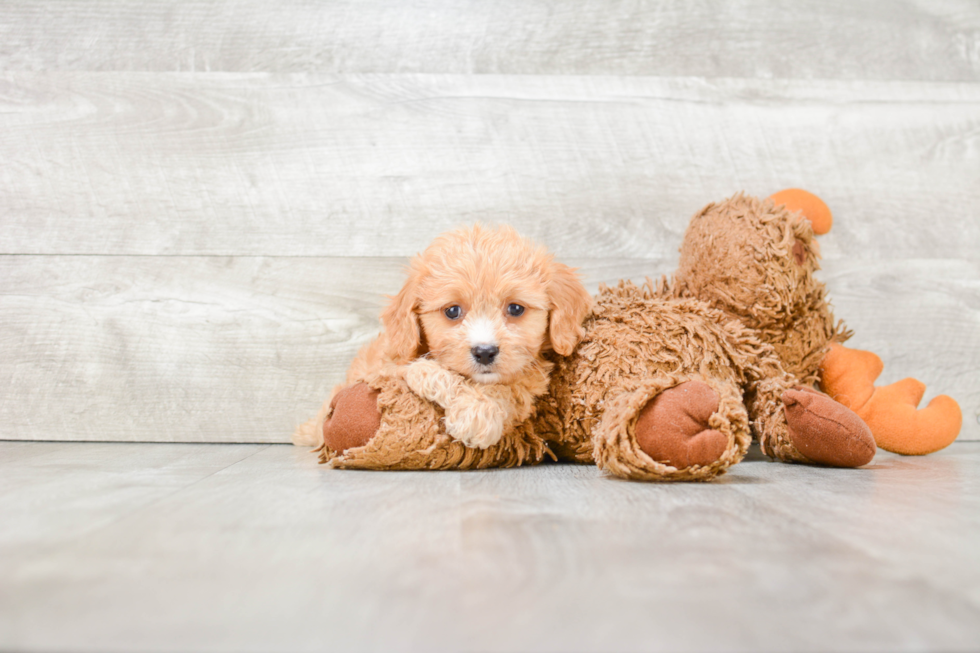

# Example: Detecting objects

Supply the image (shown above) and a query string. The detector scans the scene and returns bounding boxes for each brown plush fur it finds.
[533,277,806,480]
[673,193,851,385]
[532,193,870,480]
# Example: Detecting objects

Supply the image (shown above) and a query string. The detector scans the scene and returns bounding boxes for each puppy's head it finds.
[381,225,591,383]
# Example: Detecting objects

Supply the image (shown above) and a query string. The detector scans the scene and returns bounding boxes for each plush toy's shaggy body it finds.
[305,190,962,480]
[534,193,867,481]
[537,280,796,480]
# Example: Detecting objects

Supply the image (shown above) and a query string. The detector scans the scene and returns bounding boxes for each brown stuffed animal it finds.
[304,190,962,479]
[534,190,961,480]
[683,189,961,458]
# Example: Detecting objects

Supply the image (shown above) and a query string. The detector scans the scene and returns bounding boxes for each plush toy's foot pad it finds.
[323,384,382,453]
[783,387,875,467]
[634,381,728,468]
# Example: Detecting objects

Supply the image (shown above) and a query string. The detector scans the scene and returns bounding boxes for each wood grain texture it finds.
[1,0,979,80]
[1,73,978,259]
[1,441,979,652]
[3,3,978,450]
[0,255,663,443]
[1,255,976,443]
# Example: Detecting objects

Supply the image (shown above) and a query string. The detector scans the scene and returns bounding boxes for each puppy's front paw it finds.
[444,398,506,449]
[404,359,458,409]
[404,359,436,392]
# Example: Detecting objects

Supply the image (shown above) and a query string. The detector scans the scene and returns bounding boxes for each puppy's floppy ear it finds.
[381,264,423,362]
[546,261,592,356]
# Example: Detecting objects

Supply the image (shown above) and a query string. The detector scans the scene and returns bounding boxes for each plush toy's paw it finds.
[444,396,507,450]
[322,383,382,453]
[782,387,875,467]
[819,344,962,455]
[634,381,729,468]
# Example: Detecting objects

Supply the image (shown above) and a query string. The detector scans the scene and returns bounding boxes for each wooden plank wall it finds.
[1,0,978,443]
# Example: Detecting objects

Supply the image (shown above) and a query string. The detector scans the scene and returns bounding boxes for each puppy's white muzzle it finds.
[466,317,502,382]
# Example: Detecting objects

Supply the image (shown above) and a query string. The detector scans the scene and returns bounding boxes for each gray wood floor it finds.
[0,1,978,444]
[1,440,979,652]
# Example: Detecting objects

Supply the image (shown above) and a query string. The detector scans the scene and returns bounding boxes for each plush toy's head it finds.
[674,192,825,329]
[672,190,844,380]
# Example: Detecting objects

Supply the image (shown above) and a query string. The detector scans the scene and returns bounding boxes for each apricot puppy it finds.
[294,224,591,453]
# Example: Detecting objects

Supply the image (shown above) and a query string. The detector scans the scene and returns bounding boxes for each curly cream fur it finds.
[404,357,551,449]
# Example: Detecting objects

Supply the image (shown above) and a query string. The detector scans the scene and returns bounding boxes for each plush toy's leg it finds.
[749,373,875,467]
[321,384,382,453]
[819,343,962,455]
[634,381,730,468]
[319,375,550,471]
[781,386,875,467]
[592,374,751,481]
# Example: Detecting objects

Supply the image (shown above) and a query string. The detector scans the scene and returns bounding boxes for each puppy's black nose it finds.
[471,345,499,366]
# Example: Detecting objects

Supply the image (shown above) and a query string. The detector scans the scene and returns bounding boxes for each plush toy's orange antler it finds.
[769,188,833,234]
[819,343,962,455]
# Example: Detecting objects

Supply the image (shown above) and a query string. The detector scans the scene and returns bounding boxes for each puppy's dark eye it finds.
[444,305,462,320]
[507,303,525,317]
